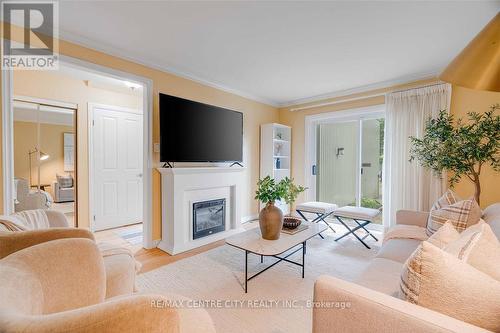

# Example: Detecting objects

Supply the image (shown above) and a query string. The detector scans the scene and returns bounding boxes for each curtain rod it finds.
[289,81,445,112]
[389,82,447,95]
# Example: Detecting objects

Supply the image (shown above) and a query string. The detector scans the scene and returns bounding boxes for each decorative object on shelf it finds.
[274,142,283,156]
[255,176,306,239]
[276,132,283,139]
[439,13,500,92]
[275,158,281,169]
[410,105,500,205]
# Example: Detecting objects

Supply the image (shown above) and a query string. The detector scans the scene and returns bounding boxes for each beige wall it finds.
[449,86,500,208]
[1,24,279,240]
[1,23,498,242]
[13,70,142,227]
[13,121,74,197]
[279,80,500,208]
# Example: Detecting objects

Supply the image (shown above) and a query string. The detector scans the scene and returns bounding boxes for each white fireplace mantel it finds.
[157,166,246,255]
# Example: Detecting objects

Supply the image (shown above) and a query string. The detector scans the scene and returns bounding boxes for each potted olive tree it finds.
[410,104,500,205]
[255,176,305,240]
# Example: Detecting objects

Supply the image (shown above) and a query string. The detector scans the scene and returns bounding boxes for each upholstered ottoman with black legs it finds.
[295,202,338,238]
[333,206,380,249]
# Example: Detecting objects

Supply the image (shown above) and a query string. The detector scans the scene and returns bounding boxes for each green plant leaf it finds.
[409,104,500,203]
[255,176,306,205]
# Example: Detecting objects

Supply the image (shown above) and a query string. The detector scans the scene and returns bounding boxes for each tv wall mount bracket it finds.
[230,162,243,167]
[162,162,174,168]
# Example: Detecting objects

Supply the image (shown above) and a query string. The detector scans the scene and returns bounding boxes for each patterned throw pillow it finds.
[426,190,481,235]
[57,174,73,188]
[399,241,500,331]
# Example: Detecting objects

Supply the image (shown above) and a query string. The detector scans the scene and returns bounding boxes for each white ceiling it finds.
[58,1,500,106]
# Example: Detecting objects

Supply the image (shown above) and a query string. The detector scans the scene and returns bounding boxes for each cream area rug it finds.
[137,225,381,333]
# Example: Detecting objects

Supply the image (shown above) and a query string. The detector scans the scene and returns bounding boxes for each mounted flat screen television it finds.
[159,93,243,163]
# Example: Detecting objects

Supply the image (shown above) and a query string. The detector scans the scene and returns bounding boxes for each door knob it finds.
[137,173,143,178]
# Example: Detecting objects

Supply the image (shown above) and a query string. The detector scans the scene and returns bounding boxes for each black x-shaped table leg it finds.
[296,210,336,239]
[334,216,378,249]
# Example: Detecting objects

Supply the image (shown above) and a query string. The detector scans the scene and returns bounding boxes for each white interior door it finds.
[92,106,143,231]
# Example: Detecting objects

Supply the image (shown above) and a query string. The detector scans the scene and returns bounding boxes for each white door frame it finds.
[2,69,14,215]
[1,55,155,249]
[304,104,385,203]
[88,103,143,232]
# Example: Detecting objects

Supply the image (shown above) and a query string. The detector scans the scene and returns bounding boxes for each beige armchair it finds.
[0,210,136,299]
[0,238,180,333]
[52,178,75,203]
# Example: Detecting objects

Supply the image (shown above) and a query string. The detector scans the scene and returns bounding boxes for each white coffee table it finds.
[225,221,327,293]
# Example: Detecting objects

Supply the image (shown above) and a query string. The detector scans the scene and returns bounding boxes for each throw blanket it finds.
[0,210,50,231]
[0,215,28,231]
[383,224,428,244]
[98,242,142,273]
[15,210,50,230]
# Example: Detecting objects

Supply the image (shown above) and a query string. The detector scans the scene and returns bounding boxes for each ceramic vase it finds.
[259,202,283,240]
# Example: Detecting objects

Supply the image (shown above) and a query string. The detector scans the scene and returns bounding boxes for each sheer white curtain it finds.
[383,83,451,228]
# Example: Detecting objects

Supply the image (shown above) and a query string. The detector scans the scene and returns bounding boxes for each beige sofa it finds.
[313,203,500,333]
[0,238,215,333]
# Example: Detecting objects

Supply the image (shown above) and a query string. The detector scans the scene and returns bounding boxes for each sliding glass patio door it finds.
[316,116,384,224]
[317,120,359,207]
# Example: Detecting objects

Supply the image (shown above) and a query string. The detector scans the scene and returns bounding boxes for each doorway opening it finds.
[305,105,386,226]
[12,96,77,225]
[2,57,154,248]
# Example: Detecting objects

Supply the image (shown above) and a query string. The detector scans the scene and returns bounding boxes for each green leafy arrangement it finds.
[280,177,307,205]
[410,104,500,204]
[255,176,306,206]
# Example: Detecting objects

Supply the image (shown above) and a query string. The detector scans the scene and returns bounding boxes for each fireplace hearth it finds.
[193,199,226,239]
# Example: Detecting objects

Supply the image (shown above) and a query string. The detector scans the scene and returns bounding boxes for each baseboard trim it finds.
[149,239,161,249]
[241,214,259,223]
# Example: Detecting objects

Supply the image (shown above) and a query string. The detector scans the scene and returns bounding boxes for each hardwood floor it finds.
[94,221,258,274]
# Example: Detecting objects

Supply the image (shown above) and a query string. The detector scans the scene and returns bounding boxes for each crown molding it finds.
[58,29,281,107]
[58,29,443,111]
[278,69,443,108]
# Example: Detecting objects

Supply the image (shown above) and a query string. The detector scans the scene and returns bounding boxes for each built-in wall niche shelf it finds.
[260,123,292,215]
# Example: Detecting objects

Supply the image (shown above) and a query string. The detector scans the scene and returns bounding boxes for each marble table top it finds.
[225,221,327,256]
